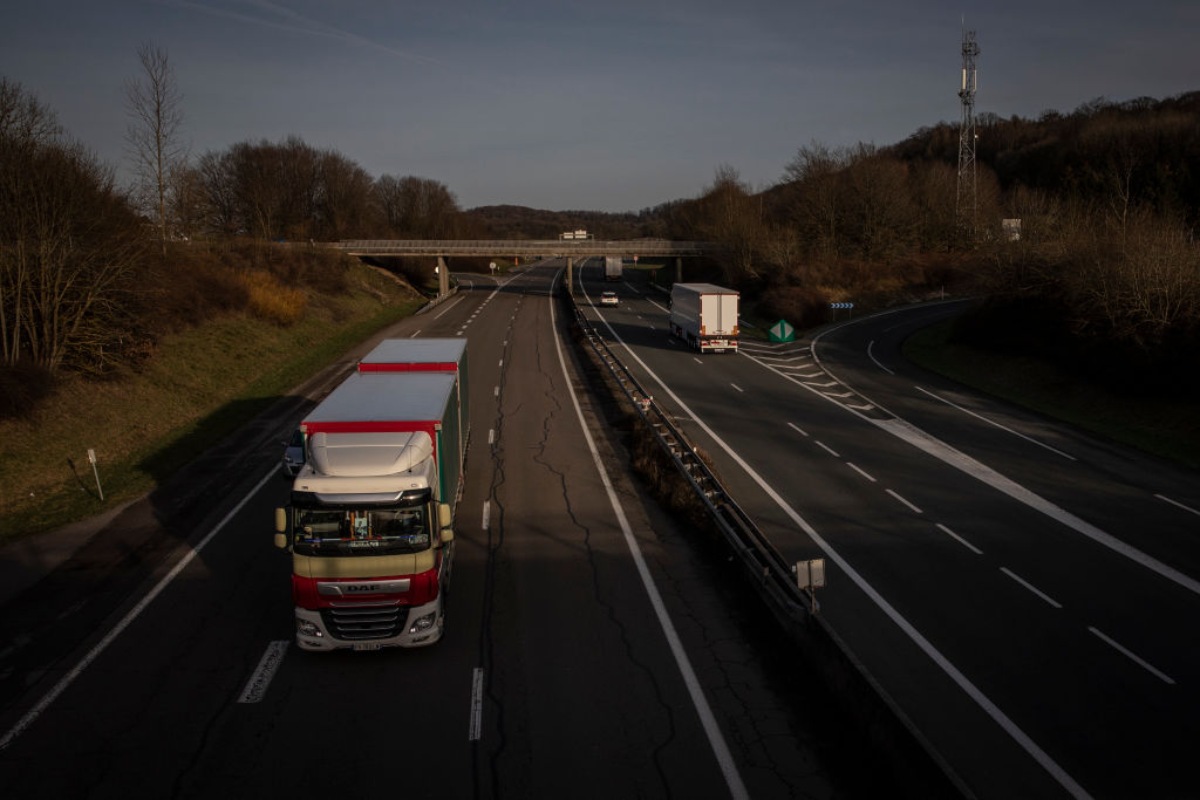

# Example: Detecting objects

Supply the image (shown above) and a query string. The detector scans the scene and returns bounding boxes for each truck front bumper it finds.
[293,599,444,651]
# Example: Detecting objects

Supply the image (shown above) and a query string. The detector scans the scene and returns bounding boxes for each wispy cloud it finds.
[159,0,444,65]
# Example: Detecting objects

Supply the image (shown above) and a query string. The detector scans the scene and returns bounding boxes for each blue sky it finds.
[3,1,1197,212]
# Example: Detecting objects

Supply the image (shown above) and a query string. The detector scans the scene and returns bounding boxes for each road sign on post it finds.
[769,319,795,343]
[795,557,826,612]
[829,301,855,320]
[87,448,104,501]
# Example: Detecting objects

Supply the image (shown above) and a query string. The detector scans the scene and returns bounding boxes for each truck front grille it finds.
[322,604,404,641]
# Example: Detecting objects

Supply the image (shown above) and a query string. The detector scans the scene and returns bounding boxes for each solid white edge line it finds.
[915,386,1076,461]
[548,276,750,800]
[433,296,464,319]
[999,568,1063,609]
[594,311,1094,800]
[0,466,279,751]
[867,340,895,375]
[875,417,1200,598]
[238,640,290,703]
[806,321,1198,595]
[1087,627,1175,685]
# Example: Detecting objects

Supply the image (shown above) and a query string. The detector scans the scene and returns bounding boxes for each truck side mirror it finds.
[438,503,454,543]
[274,508,290,550]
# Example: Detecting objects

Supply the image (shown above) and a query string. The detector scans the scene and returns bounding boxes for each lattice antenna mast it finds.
[956,26,980,235]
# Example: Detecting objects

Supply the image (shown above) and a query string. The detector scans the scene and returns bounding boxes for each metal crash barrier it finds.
[565,292,969,800]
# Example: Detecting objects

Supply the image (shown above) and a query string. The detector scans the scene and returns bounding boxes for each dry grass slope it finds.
[0,257,425,542]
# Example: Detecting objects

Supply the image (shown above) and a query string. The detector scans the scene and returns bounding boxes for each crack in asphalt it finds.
[475,289,683,798]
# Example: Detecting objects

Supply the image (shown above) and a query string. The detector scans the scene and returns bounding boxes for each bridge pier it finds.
[566,257,573,295]
[676,257,682,283]
[437,256,449,297]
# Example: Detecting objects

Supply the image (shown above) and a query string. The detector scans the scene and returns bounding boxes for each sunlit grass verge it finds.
[240,270,308,324]
[0,266,424,543]
[904,321,1200,469]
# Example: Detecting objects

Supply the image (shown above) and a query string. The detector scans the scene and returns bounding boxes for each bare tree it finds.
[126,42,186,255]
[0,78,62,367]
[783,141,853,258]
[316,149,375,240]
[0,77,61,145]
[374,175,461,238]
[2,80,144,372]
[691,165,764,284]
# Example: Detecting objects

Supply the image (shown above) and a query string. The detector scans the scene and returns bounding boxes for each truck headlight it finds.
[296,618,323,638]
[409,611,437,633]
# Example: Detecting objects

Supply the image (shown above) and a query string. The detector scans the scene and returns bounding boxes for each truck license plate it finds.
[352,642,383,652]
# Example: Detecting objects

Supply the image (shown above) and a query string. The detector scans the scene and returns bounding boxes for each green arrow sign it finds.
[769,319,795,343]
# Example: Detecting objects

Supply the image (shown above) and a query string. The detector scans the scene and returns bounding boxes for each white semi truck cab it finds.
[275,341,468,652]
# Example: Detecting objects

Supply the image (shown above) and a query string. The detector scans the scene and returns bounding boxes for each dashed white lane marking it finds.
[1155,494,1199,517]
[816,441,839,457]
[238,641,290,703]
[1000,568,1063,609]
[937,523,984,555]
[468,667,485,741]
[1088,627,1175,685]
[847,462,876,483]
[887,489,923,514]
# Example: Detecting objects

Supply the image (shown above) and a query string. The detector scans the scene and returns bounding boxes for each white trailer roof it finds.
[360,337,466,366]
[304,372,456,424]
[672,283,738,294]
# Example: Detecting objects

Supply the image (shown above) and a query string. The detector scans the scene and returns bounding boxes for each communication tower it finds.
[956,26,980,235]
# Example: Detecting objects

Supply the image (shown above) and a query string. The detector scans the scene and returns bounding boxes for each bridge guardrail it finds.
[334,239,715,257]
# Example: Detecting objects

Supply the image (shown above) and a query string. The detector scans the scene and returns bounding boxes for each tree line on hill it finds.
[3,47,1199,413]
[670,92,1200,395]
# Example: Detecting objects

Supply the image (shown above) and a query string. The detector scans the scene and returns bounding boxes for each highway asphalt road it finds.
[577,267,1199,800]
[0,263,875,799]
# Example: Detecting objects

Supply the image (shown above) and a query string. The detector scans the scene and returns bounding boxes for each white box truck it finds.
[669,283,739,353]
[274,342,468,651]
[604,256,622,281]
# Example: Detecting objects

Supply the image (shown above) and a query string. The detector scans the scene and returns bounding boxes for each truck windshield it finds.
[292,506,431,556]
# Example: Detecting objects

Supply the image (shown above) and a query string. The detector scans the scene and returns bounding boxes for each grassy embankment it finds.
[904,321,1200,470]
[0,261,426,544]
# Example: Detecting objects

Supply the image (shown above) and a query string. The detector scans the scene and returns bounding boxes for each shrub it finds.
[237,270,307,325]
[757,285,832,328]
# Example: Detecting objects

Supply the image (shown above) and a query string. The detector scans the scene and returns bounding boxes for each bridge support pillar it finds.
[437,256,449,297]
[676,257,683,283]
[566,257,574,295]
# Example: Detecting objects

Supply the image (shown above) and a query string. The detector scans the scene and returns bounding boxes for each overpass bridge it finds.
[333,239,717,295]
[334,239,713,258]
